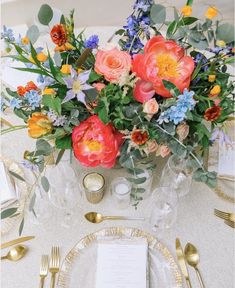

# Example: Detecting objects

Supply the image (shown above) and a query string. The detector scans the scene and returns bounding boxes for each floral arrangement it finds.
[1,0,234,209]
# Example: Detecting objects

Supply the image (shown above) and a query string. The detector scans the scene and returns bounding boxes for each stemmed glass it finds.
[149,186,178,232]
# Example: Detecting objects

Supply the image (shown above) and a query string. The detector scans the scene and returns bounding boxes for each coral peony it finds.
[132,35,194,98]
[27,112,52,138]
[134,80,155,103]
[94,48,132,83]
[50,24,67,46]
[72,115,123,168]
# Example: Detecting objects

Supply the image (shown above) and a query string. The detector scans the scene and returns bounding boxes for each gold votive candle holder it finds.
[83,172,105,204]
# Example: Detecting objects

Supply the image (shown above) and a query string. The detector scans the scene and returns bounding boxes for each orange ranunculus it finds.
[37,52,48,62]
[54,42,75,52]
[205,6,218,19]
[131,130,149,145]
[204,106,222,122]
[72,115,123,168]
[181,5,192,17]
[94,48,132,83]
[25,81,38,92]
[132,35,195,98]
[50,24,67,46]
[27,112,52,138]
[17,86,27,96]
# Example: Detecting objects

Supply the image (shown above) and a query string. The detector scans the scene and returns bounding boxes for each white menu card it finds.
[95,237,148,288]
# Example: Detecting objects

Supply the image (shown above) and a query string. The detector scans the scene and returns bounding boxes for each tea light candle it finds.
[111,177,131,209]
[83,172,105,204]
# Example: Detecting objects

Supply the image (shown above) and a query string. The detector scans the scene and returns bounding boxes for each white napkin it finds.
[0,161,17,206]
[95,237,148,288]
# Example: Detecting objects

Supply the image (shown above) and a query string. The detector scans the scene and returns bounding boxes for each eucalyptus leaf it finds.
[19,218,24,236]
[38,4,53,25]
[26,25,40,44]
[55,135,72,149]
[1,207,18,219]
[150,4,166,24]
[36,139,52,156]
[216,23,235,43]
[166,21,178,38]
[41,176,50,192]
[56,149,65,165]
[29,193,36,211]
[127,177,147,185]
[54,52,62,67]
[8,170,25,182]
[84,89,98,103]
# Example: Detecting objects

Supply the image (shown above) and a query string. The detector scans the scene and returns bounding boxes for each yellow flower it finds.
[210,85,221,95]
[60,64,71,74]
[29,55,36,64]
[27,112,52,138]
[22,37,30,45]
[37,52,48,62]
[216,40,226,47]
[205,6,218,19]
[43,88,56,95]
[77,68,83,74]
[181,5,192,17]
[208,75,216,82]
[55,42,75,52]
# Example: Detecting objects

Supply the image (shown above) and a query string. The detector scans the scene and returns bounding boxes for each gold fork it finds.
[224,220,235,229]
[39,255,49,288]
[214,209,235,222]
[49,246,60,288]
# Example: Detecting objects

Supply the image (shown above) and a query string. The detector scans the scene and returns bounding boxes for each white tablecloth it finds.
[1,112,235,288]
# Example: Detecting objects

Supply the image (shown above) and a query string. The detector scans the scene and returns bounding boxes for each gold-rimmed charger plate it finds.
[58,227,183,288]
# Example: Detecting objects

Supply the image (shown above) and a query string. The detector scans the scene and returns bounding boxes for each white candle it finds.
[111,177,131,209]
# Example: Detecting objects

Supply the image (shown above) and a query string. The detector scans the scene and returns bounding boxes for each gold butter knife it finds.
[176,238,192,288]
[0,236,35,249]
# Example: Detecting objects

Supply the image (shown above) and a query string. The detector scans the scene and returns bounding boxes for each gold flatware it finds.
[1,245,27,261]
[214,209,235,222]
[176,238,192,288]
[49,246,60,288]
[84,212,145,224]
[224,220,235,228]
[0,236,35,249]
[39,255,49,288]
[185,243,205,288]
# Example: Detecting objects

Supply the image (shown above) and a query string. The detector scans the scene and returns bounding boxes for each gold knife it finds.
[0,236,35,249]
[176,238,192,288]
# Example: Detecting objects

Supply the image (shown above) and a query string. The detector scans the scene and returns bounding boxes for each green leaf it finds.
[224,56,235,65]
[14,109,28,121]
[13,67,50,77]
[1,207,18,219]
[188,37,208,50]
[55,135,72,149]
[6,87,18,98]
[60,14,66,24]
[150,4,166,24]
[38,4,53,25]
[127,177,147,185]
[84,89,98,103]
[186,0,193,5]
[8,170,25,182]
[41,176,50,192]
[19,218,24,236]
[115,29,125,36]
[179,17,198,26]
[162,80,180,97]
[26,25,40,44]
[166,20,178,38]
[88,71,102,83]
[216,23,235,43]
[127,168,145,175]
[98,107,109,124]
[42,94,61,114]
[36,139,52,156]
[202,19,212,31]
[29,193,36,211]
[55,149,65,165]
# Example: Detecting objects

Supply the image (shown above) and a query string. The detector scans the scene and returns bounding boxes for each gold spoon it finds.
[1,245,27,261]
[85,212,145,224]
[184,243,205,288]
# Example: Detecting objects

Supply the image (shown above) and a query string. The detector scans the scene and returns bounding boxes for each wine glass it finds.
[149,186,178,232]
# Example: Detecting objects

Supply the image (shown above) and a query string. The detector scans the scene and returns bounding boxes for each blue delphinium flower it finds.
[25,90,42,109]
[47,110,68,127]
[1,25,15,41]
[158,89,196,125]
[62,68,94,104]
[84,35,99,49]
[10,98,22,109]
[22,160,38,172]
[133,0,153,12]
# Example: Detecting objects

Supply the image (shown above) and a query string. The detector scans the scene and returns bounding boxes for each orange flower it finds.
[43,88,56,95]
[210,85,221,96]
[205,6,218,19]
[132,36,194,98]
[21,36,30,45]
[60,64,71,74]
[131,130,149,145]
[181,5,192,17]
[17,86,27,96]
[25,81,38,92]
[27,112,52,138]
[204,106,222,122]
[50,24,67,46]
[54,42,75,52]
[37,52,48,62]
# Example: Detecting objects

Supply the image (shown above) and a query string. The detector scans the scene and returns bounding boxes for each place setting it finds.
[1,0,234,287]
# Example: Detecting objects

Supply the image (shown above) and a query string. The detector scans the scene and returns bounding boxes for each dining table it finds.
[1,110,234,288]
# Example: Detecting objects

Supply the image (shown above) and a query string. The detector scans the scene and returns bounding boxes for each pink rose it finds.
[156,145,171,158]
[133,80,155,103]
[176,122,189,142]
[94,48,132,83]
[92,82,106,92]
[144,140,159,154]
[143,98,159,120]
